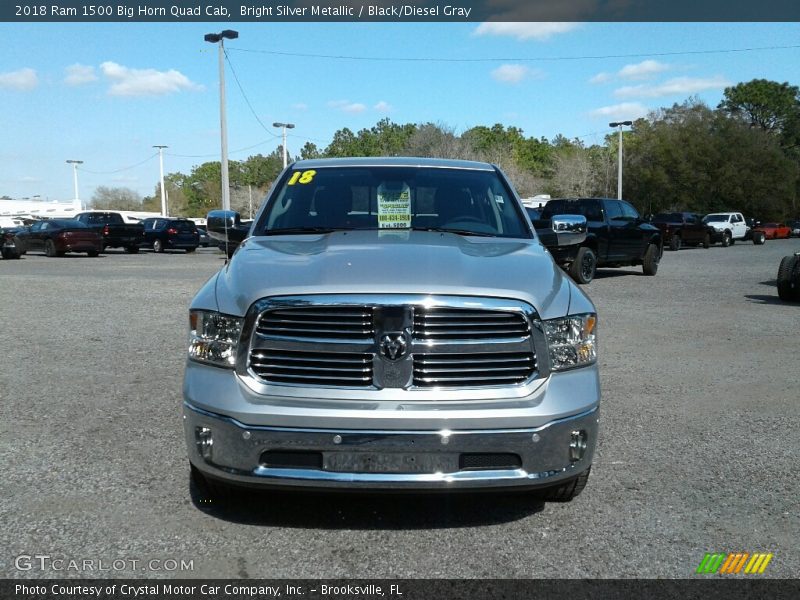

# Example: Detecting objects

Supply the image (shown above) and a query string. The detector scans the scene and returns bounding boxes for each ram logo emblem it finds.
[380,333,407,361]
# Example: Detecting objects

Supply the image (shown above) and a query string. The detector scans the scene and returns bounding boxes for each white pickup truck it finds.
[702,212,748,246]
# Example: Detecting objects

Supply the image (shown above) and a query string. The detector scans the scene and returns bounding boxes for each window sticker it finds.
[377,182,411,229]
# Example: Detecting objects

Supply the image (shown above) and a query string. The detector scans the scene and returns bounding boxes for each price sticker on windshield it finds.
[377,183,411,229]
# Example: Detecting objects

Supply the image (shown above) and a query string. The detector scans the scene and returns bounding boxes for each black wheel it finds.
[642,243,660,276]
[153,239,164,253]
[535,467,591,502]
[753,232,766,245]
[185,247,196,253]
[702,233,710,249]
[669,233,681,251]
[45,239,58,257]
[721,231,732,247]
[87,250,99,257]
[2,247,20,259]
[568,247,596,284]
[124,245,139,254]
[777,255,800,302]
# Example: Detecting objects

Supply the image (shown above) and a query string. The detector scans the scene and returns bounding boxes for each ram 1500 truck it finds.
[184,158,600,502]
[533,198,662,284]
[74,211,144,253]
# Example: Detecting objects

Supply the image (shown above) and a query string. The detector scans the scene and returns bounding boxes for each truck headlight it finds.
[543,313,597,371]
[188,310,243,368]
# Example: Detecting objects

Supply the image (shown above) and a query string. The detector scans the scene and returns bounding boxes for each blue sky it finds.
[1,21,798,201]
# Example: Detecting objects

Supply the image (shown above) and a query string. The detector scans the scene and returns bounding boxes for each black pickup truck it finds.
[74,212,145,253]
[531,197,663,284]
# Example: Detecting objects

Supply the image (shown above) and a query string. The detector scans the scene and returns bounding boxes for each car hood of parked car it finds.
[210,229,575,320]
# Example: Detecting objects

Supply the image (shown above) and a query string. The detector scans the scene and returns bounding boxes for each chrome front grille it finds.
[413,308,529,340]
[413,352,536,387]
[246,296,538,391]
[250,349,373,387]
[256,307,374,340]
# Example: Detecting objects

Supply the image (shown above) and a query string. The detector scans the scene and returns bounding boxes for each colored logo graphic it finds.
[696,552,773,574]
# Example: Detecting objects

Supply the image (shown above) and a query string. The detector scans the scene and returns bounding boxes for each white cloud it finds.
[589,72,612,85]
[491,64,540,84]
[292,102,308,111]
[614,76,730,99]
[328,100,367,114]
[473,22,580,41]
[100,61,202,97]
[588,102,649,121]
[0,68,38,91]
[64,64,97,86]
[617,60,671,81]
[374,100,392,113]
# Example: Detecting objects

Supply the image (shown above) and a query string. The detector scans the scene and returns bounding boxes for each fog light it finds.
[196,426,213,461]
[569,430,587,462]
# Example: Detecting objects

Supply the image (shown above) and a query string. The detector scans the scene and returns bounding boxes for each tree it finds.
[90,186,142,210]
[719,79,800,136]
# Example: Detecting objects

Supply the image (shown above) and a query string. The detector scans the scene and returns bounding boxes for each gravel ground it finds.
[1,239,798,579]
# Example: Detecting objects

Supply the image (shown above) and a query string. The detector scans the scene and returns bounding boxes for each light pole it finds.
[609,120,632,199]
[204,29,238,212]
[66,160,83,208]
[153,145,168,216]
[273,122,295,168]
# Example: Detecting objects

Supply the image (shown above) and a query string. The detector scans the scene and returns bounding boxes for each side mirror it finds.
[206,210,248,243]
[551,214,587,246]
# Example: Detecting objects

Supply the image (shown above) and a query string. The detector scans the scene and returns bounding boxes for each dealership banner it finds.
[4,579,800,600]
[3,0,800,22]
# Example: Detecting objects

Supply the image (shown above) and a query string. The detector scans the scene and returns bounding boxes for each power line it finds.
[223,47,281,139]
[167,138,280,159]
[228,43,800,64]
[77,153,158,174]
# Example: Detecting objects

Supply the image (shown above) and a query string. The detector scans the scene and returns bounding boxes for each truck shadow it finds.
[189,479,544,529]
[592,269,642,280]
[744,294,785,305]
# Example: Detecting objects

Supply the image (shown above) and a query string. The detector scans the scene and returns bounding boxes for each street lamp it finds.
[153,145,168,216]
[66,159,83,208]
[273,122,295,168]
[204,29,238,212]
[609,120,632,200]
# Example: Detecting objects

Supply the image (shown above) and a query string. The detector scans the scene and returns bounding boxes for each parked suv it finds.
[185,157,600,502]
[141,218,200,253]
[533,198,662,284]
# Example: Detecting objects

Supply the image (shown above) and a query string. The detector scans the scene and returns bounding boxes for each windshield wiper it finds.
[411,227,496,238]
[264,227,350,235]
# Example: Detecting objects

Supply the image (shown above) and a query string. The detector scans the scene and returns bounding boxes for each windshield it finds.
[703,215,729,223]
[255,166,530,238]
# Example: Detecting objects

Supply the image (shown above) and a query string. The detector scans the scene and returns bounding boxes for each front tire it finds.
[642,243,660,276]
[535,467,591,502]
[721,231,732,247]
[568,247,597,284]
[153,239,164,253]
[669,233,681,251]
[45,239,58,257]
[777,255,800,301]
[2,247,20,259]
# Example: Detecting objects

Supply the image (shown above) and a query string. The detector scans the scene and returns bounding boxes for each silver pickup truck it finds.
[184,157,600,502]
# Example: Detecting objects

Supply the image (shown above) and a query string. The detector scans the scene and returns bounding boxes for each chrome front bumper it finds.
[184,402,598,490]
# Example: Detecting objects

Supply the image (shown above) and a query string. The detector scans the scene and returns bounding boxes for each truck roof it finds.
[290,157,496,171]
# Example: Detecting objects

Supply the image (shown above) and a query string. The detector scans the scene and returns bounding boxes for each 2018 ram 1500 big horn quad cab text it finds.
[184,158,600,502]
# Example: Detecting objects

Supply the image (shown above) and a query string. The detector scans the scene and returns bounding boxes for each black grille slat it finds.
[414,308,528,340]
[250,349,374,387]
[413,352,535,388]
[257,307,374,340]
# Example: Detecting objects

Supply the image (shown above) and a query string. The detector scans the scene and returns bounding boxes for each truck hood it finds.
[211,230,574,320]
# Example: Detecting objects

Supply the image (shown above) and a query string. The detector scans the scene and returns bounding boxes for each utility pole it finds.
[153,145,168,216]
[609,121,632,199]
[204,30,238,211]
[273,122,295,168]
[66,160,83,208]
